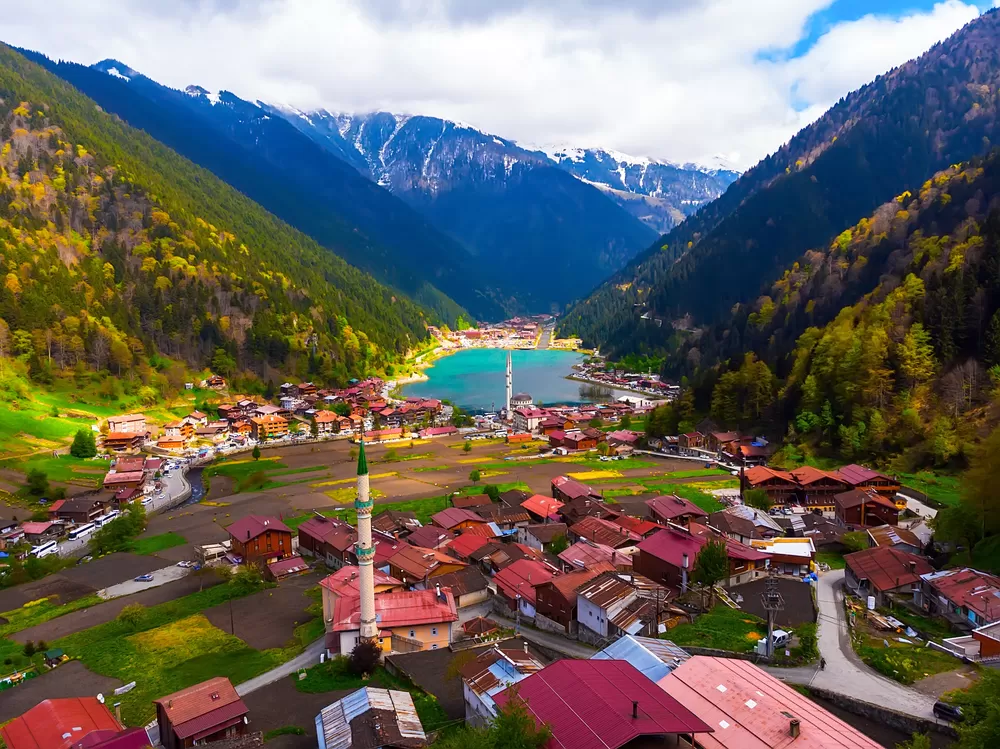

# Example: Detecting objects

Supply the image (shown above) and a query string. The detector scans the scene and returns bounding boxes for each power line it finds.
[761,570,785,657]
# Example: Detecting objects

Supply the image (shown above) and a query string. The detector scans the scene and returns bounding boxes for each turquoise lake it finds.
[402,349,611,411]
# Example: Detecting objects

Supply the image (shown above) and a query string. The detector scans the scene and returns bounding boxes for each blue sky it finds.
[4,0,993,169]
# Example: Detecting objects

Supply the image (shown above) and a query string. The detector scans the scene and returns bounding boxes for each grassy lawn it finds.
[883,605,955,641]
[296,656,450,733]
[898,471,961,507]
[658,468,730,480]
[667,607,766,653]
[853,628,960,684]
[129,532,187,555]
[639,482,724,513]
[815,551,846,570]
[0,454,106,489]
[411,465,449,472]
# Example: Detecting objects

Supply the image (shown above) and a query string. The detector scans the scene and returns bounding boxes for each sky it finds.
[3,0,996,170]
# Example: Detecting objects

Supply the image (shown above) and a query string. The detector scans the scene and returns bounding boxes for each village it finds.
[0,371,994,749]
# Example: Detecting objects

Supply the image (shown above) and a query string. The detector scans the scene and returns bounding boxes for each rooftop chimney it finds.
[632,701,639,719]
[789,720,800,738]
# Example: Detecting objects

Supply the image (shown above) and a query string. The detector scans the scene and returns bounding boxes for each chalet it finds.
[250,414,288,441]
[836,463,902,508]
[55,497,110,525]
[104,431,146,452]
[844,546,932,607]
[327,587,458,654]
[406,525,456,550]
[644,495,708,527]
[493,558,555,619]
[550,475,601,503]
[743,465,799,506]
[706,431,740,453]
[372,509,421,538]
[163,421,194,442]
[462,646,546,727]
[518,522,569,551]
[21,521,61,543]
[569,515,640,549]
[312,410,340,434]
[834,489,899,527]
[636,526,769,592]
[535,563,615,633]
[916,568,1000,630]
[315,688,426,748]
[387,545,467,586]
[867,525,923,555]
[154,677,250,749]
[430,507,487,533]
[205,374,226,389]
[297,515,357,568]
[195,422,229,442]
[424,565,490,608]
[185,410,209,427]
[111,455,146,473]
[107,413,147,434]
[560,495,619,526]
[280,382,299,397]
[520,494,564,521]
[102,470,146,492]
[677,431,704,450]
[790,466,849,511]
[226,515,293,566]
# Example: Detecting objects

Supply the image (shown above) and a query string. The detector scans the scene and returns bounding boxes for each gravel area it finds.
[0,661,121,723]
[59,553,165,589]
[728,576,816,628]
[0,577,94,612]
[242,677,348,749]
[202,573,321,650]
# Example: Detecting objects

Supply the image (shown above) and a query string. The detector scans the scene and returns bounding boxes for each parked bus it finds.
[68,523,96,540]
[94,511,120,528]
[30,541,57,558]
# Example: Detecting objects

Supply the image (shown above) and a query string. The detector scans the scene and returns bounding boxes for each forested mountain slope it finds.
[561,10,1000,356]
[20,52,497,323]
[668,152,1000,470]
[276,109,660,312]
[0,43,429,384]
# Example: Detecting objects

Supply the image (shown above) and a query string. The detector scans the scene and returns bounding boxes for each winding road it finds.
[766,570,936,719]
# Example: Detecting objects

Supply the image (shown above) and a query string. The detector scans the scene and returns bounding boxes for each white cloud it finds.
[0,0,985,169]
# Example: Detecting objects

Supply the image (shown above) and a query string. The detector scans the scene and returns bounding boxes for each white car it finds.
[176,561,194,568]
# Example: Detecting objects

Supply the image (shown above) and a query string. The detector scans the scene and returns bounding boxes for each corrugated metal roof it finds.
[494,659,712,749]
[576,572,636,610]
[592,636,689,682]
[153,677,245,739]
[0,698,123,749]
[657,656,883,749]
[316,688,425,749]
[521,495,565,517]
[645,495,708,520]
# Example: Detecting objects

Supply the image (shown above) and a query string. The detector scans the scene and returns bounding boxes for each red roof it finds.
[406,525,456,548]
[612,515,661,536]
[925,568,1000,623]
[657,657,882,749]
[431,507,485,530]
[267,555,309,577]
[226,515,291,542]
[559,540,632,570]
[320,566,403,597]
[494,659,712,749]
[550,476,597,501]
[521,495,565,517]
[298,515,356,551]
[790,466,846,486]
[20,521,53,535]
[844,547,933,592]
[836,464,892,486]
[102,471,146,486]
[744,466,796,487]
[331,588,458,631]
[48,499,66,513]
[570,515,640,548]
[0,698,123,749]
[645,495,708,521]
[154,677,247,741]
[493,559,555,606]
[637,527,705,569]
[446,533,492,559]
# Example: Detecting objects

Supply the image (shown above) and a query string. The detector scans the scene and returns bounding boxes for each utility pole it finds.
[761,570,784,658]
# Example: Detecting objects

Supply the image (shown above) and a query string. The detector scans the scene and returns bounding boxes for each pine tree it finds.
[70,428,97,459]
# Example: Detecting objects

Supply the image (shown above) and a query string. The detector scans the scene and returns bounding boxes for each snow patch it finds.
[105,67,130,82]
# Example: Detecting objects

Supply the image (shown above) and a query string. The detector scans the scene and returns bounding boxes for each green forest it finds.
[0,43,432,392]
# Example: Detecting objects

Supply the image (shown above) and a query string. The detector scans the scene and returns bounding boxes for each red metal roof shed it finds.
[495,659,712,749]
[0,698,124,749]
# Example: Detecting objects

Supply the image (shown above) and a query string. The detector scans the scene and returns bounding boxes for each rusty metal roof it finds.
[576,571,636,610]
[315,688,425,749]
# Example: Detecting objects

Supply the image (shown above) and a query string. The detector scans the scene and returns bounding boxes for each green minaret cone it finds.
[357,439,368,476]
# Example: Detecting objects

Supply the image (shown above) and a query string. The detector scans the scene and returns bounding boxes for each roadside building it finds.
[154,677,250,749]
[462,645,546,727]
[743,466,799,507]
[512,407,548,433]
[834,489,899,527]
[550,475,601,503]
[493,558,555,619]
[104,431,147,452]
[494,659,713,749]
[54,497,109,525]
[163,420,195,442]
[315,688,426,749]
[21,520,62,543]
[520,494,565,522]
[591,635,689,681]
[297,515,357,567]
[226,515,293,566]
[836,463,902,508]
[327,587,458,654]
[430,507,487,533]
[844,546,932,607]
[570,515,640,549]
[0,697,138,749]
[678,431,705,450]
[644,495,708,527]
[102,470,147,493]
[656,656,883,749]
[535,563,616,633]
[107,413,147,434]
[387,545,468,586]
[518,522,569,551]
[867,525,923,556]
[249,414,289,441]
[790,466,849,512]
[425,565,490,609]
[749,538,815,577]
[312,410,340,434]
[916,568,1000,630]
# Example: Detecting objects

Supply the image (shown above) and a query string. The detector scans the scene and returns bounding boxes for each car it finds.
[933,701,963,722]
[134,574,154,583]
[176,560,194,568]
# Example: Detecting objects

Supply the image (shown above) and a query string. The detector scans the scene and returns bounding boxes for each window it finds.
[409,629,415,638]
[432,644,438,650]
[431,627,437,636]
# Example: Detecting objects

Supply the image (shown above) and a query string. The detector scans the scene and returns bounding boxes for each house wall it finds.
[635,550,687,592]
[457,589,490,608]
[974,632,1000,659]
[577,596,609,638]
[232,530,292,566]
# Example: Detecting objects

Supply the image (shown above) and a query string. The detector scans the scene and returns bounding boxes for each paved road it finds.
[235,638,326,696]
[488,612,598,659]
[766,570,936,720]
[97,564,190,599]
[899,492,938,519]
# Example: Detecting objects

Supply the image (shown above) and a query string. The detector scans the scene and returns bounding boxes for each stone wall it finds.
[534,612,573,637]
[805,686,958,738]
[576,623,606,647]
[491,596,525,622]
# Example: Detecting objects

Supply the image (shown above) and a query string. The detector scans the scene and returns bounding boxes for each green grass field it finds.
[815,551,847,570]
[854,629,959,684]
[667,607,766,652]
[130,532,187,555]
[899,471,962,507]
[639,482,724,513]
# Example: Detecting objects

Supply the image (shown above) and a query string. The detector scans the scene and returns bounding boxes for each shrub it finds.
[348,640,382,677]
[23,641,35,657]
[118,603,147,629]
[70,428,98,458]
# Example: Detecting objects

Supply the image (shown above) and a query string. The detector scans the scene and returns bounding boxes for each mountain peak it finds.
[93,58,138,82]
[184,84,221,105]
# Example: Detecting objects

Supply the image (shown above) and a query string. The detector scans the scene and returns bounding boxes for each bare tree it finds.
[89,332,110,371]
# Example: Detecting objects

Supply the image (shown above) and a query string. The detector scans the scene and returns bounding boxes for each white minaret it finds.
[354,441,378,644]
[505,350,513,417]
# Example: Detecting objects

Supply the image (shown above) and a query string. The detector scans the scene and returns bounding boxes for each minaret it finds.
[505,350,513,417]
[354,441,378,644]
